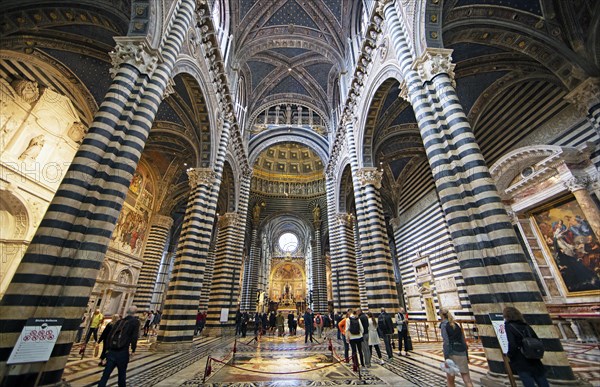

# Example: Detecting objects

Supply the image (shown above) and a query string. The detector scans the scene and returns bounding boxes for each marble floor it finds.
[63,329,600,386]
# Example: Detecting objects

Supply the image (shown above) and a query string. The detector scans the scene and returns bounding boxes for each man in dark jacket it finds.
[378,308,394,360]
[304,308,314,343]
[98,306,140,387]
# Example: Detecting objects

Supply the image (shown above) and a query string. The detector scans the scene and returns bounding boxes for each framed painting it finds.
[530,196,600,295]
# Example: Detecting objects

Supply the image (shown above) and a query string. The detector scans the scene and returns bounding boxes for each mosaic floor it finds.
[62,328,600,386]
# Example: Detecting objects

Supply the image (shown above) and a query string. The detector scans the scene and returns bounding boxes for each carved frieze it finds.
[564,77,600,115]
[218,212,239,228]
[564,176,590,192]
[151,214,174,229]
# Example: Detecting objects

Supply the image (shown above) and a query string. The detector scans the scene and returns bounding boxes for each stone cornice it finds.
[218,212,239,228]
[151,214,174,229]
[412,47,456,85]
[563,176,590,192]
[334,213,354,227]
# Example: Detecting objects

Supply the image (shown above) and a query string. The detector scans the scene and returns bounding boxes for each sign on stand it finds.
[489,313,509,354]
[7,318,64,364]
[220,308,229,323]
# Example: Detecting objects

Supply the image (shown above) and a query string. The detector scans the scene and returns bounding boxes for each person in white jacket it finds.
[367,312,385,365]
[345,309,365,367]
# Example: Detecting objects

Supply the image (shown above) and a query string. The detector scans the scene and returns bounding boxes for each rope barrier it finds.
[207,355,344,375]
[237,339,326,351]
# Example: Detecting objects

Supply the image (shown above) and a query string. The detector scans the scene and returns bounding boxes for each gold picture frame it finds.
[530,195,600,296]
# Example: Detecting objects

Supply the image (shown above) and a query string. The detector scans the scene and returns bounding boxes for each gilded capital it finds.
[335,213,354,227]
[356,167,383,189]
[412,48,456,86]
[109,38,160,78]
[564,78,600,115]
[218,212,239,228]
[187,168,217,188]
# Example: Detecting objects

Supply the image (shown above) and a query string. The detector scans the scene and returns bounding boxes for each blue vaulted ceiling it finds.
[265,1,319,29]
[455,0,542,15]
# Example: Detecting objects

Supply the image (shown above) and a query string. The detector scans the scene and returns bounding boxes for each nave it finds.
[63,328,600,387]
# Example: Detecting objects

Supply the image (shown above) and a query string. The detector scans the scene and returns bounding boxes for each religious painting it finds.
[129,170,143,196]
[110,205,149,257]
[531,196,600,295]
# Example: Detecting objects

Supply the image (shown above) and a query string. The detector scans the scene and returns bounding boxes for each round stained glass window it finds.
[279,232,298,253]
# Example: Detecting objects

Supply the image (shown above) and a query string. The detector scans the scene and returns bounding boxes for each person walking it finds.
[367,312,385,365]
[338,311,350,362]
[287,312,295,335]
[241,311,249,338]
[345,309,365,368]
[303,308,315,343]
[439,308,473,387]
[98,314,120,366]
[98,306,140,387]
[194,310,203,336]
[377,308,394,360]
[276,311,285,336]
[396,307,410,356]
[235,309,242,336]
[151,310,161,336]
[504,306,549,387]
[357,308,371,367]
[85,309,104,344]
[143,310,153,337]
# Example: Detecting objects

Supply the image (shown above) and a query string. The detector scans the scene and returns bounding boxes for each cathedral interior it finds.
[0,0,599,386]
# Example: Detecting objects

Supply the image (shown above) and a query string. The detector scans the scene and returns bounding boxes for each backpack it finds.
[315,316,321,325]
[348,316,360,335]
[511,324,544,360]
[108,318,131,350]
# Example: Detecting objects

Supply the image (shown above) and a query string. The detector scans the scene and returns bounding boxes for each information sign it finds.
[489,313,509,354]
[7,318,64,364]
[220,308,229,323]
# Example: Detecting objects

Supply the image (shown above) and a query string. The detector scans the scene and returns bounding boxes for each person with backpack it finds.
[503,306,549,387]
[97,314,120,367]
[357,308,371,367]
[314,313,324,338]
[334,311,343,340]
[345,309,365,368]
[338,311,351,361]
[439,308,473,387]
[377,308,394,360]
[98,306,140,387]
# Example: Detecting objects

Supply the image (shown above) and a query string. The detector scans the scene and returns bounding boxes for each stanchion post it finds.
[502,353,517,387]
[202,357,212,384]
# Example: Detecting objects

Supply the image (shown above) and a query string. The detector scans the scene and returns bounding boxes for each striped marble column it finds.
[333,213,361,312]
[198,224,219,312]
[353,218,368,310]
[311,216,328,314]
[240,227,259,312]
[155,168,220,348]
[354,167,398,312]
[206,172,251,329]
[381,0,574,380]
[0,1,196,384]
[133,214,174,310]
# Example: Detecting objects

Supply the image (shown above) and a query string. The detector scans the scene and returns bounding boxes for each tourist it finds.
[143,310,154,337]
[194,310,203,335]
[241,311,249,337]
[269,311,277,335]
[98,306,140,387]
[334,311,343,340]
[98,314,120,366]
[377,308,394,360]
[396,307,410,356]
[287,311,295,335]
[261,312,268,335]
[254,312,263,337]
[235,309,242,336]
[357,308,371,367]
[85,309,104,344]
[314,312,324,338]
[276,311,285,336]
[303,308,314,343]
[345,309,365,368]
[338,311,350,361]
[367,312,385,365]
[504,306,549,387]
[151,310,161,336]
[439,308,473,387]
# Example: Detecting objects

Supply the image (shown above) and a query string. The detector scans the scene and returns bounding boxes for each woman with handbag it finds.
[503,306,549,387]
[440,308,473,387]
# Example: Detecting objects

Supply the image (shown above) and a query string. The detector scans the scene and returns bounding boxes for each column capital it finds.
[412,47,456,86]
[151,214,174,228]
[564,77,600,115]
[187,168,217,188]
[376,0,395,15]
[356,167,383,189]
[563,175,590,192]
[341,110,356,128]
[109,37,161,77]
[217,212,239,228]
[389,217,401,229]
[334,213,354,227]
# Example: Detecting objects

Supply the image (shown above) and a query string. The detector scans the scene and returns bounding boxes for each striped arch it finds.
[248,127,329,166]
[355,63,405,167]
